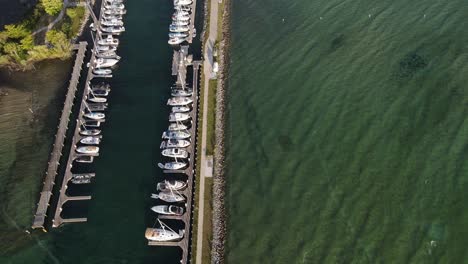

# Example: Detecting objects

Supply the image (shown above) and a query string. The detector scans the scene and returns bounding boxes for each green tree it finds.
[3,24,30,39]
[20,35,34,50]
[41,0,63,16]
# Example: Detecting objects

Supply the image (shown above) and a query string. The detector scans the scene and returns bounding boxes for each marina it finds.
[32,0,127,229]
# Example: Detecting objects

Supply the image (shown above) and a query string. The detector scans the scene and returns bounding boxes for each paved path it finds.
[195,0,220,263]
[32,0,70,36]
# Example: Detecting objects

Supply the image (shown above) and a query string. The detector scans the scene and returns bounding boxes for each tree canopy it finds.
[41,0,63,16]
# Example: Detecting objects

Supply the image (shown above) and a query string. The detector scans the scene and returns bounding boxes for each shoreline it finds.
[211,0,232,263]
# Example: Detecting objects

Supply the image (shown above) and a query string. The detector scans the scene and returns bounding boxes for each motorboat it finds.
[168,37,187,45]
[87,102,108,111]
[80,136,101,145]
[171,106,190,113]
[72,173,94,179]
[160,139,190,148]
[151,191,185,202]
[101,26,125,34]
[96,45,117,52]
[75,155,94,163]
[161,148,188,158]
[80,129,101,136]
[93,68,112,75]
[158,161,187,170]
[161,130,191,139]
[169,25,190,33]
[171,20,189,26]
[103,13,123,20]
[91,82,110,90]
[169,113,190,122]
[103,8,127,15]
[104,3,125,10]
[71,178,91,184]
[88,96,107,103]
[90,86,110,96]
[151,205,184,216]
[172,15,190,21]
[167,97,193,106]
[145,227,183,242]
[96,51,120,59]
[84,112,105,120]
[157,180,187,191]
[168,122,188,130]
[76,146,99,154]
[97,36,120,46]
[83,120,102,128]
[174,5,191,12]
[95,58,119,68]
[105,0,124,4]
[169,32,188,38]
[101,19,124,27]
[174,0,193,6]
[173,11,189,16]
[171,89,192,97]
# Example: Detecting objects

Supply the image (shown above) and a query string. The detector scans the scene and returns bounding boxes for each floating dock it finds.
[148,46,202,264]
[32,42,88,230]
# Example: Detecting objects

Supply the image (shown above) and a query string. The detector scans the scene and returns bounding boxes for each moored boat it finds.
[171,106,190,113]
[93,68,112,75]
[168,123,188,130]
[161,130,191,139]
[84,112,105,120]
[169,113,190,122]
[160,139,190,148]
[79,129,101,136]
[157,180,187,191]
[145,227,184,242]
[88,96,107,103]
[76,146,99,154]
[158,161,187,170]
[167,97,193,106]
[151,191,185,202]
[80,136,101,145]
[151,205,184,216]
[161,148,188,158]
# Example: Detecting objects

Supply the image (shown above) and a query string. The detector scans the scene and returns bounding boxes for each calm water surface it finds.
[226,0,468,263]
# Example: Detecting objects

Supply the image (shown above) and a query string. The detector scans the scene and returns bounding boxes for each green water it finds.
[2,0,197,263]
[226,0,468,263]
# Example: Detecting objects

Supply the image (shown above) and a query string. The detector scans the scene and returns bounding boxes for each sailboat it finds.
[151,190,185,202]
[84,112,105,120]
[145,219,184,242]
[158,161,187,170]
[157,180,187,191]
[161,130,191,140]
[151,205,184,216]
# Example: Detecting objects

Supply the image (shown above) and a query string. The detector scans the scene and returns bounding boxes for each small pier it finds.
[32,42,88,230]
[148,46,202,264]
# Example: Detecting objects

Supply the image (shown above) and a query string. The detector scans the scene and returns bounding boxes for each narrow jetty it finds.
[188,0,198,43]
[32,42,88,230]
[148,47,202,264]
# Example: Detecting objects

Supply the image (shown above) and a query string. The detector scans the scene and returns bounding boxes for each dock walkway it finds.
[53,0,109,228]
[148,49,202,264]
[32,42,88,229]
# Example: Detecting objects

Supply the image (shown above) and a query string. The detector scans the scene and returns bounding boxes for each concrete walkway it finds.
[196,0,220,263]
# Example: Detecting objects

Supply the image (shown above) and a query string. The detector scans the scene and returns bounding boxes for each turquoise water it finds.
[2,0,197,263]
[226,0,468,263]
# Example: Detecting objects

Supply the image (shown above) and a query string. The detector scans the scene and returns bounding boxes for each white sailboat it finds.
[161,130,191,139]
[157,180,187,191]
[158,161,187,170]
[145,219,184,242]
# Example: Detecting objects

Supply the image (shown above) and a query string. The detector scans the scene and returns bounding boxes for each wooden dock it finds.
[32,42,88,230]
[148,48,202,264]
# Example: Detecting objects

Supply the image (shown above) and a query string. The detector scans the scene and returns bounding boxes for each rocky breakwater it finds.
[211,0,231,263]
